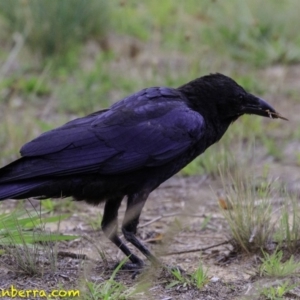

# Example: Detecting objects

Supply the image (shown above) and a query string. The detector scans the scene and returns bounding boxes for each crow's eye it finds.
[238,94,244,102]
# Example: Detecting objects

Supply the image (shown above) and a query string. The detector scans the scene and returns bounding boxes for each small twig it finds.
[161,240,231,256]
[59,273,71,280]
[139,212,208,228]
[140,216,163,227]
[57,251,88,260]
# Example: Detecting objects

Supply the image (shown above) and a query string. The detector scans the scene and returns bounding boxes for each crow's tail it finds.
[0,180,50,200]
[0,157,54,200]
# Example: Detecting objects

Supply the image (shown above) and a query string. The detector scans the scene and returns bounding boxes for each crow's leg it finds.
[101,197,144,268]
[122,191,160,266]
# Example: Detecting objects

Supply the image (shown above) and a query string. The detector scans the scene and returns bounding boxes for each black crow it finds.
[0,73,286,270]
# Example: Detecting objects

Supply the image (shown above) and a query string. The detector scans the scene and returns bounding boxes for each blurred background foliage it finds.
[0,0,299,173]
[0,0,299,64]
[0,0,109,55]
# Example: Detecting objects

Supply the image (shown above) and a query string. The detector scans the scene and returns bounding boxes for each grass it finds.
[274,194,300,253]
[260,281,298,300]
[219,165,275,253]
[80,259,136,300]
[259,250,300,277]
[111,0,300,67]
[219,163,300,256]
[0,205,77,245]
[40,198,75,214]
[0,0,109,57]
[85,214,103,231]
[0,204,78,275]
[200,0,300,66]
[167,262,209,289]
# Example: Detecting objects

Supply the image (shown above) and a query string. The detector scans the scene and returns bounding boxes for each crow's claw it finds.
[113,260,145,278]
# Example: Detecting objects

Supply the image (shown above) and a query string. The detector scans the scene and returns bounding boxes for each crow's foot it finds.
[113,259,145,279]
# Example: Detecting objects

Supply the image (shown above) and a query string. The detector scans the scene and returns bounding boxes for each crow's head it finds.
[179,73,287,122]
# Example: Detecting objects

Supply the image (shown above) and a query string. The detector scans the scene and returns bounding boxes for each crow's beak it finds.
[241,95,288,121]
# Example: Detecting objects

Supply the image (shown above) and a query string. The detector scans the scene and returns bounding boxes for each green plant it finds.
[274,194,300,253]
[167,267,189,289]
[259,250,300,277]
[85,214,103,231]
[201,0,300,66]
[0,205,78,275]
[220,166,275,253]
[182,143,232,177]
[262,137,284,161]
[41,198,74,213]
[191,263,209,288]
[167,263,209,289]
[199,214,212,231]
[81,259,136,300]
[0,207,77,245]
[17,76,51,96]
[0,0,109,56]
[260,281,298,300]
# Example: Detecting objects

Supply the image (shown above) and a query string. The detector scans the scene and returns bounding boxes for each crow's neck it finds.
[178,88,234,142]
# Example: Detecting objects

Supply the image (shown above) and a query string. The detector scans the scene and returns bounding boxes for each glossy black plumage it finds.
[0,73,285,269]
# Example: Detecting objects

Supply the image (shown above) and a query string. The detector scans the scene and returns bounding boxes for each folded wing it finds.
[1,87,205,182]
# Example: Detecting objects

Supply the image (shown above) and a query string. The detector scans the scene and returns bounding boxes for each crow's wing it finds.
[8,87,205,180]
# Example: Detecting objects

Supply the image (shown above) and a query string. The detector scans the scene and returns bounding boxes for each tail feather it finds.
[0,180,49,200]
[0,157,53,200]
[0,157,37,183]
